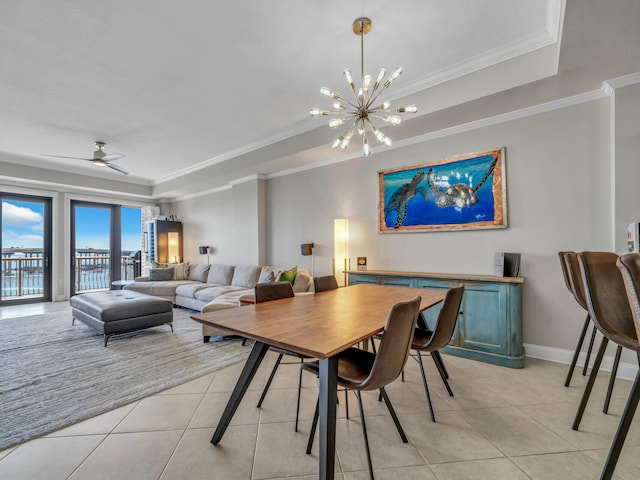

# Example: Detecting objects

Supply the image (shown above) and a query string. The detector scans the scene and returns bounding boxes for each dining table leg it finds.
[211,341,270,445]
[318,356,338,480]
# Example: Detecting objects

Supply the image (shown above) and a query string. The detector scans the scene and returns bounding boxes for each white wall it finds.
[266,97,612,353]
[169,176,266,266]
[613,82,640,253]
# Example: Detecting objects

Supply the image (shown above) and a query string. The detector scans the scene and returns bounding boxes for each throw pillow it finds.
[148,267,174,281]
[231,265,262,288]
[293,268,312,292]
[172,262,190,280]
[258,266,282,284]
[189,263,211,283]
[278,266,297,284]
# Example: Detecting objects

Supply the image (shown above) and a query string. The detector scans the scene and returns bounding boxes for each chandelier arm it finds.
[370,114,400,124]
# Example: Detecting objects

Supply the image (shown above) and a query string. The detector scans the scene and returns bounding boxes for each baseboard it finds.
[524,343,637,381]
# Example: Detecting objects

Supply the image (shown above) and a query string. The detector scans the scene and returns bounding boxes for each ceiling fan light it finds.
[92,159,107,167]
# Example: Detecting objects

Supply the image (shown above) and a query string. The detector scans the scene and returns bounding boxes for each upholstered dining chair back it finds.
[617,253,640,342]
[255,281,294,304]
[413,286,464,352]
[562,252,589,311]
[559,251,574,296]
[577,252,637,349]
[313,275,339,292]
[359,296,421,392]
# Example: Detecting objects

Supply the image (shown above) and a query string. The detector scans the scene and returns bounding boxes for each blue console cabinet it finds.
[346,270,525,368]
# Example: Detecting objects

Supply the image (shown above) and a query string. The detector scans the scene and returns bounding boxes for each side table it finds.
[111,280,135,290]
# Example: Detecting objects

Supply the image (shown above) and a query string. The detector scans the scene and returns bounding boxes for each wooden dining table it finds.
[191,283,446,480]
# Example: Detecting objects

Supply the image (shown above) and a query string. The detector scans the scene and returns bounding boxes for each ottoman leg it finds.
[104,334,110,347]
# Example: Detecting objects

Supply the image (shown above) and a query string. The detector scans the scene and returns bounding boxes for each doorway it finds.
[0,193,52,305]
[70,201,142,296]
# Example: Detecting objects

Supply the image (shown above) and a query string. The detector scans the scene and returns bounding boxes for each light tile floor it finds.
[1,303,639,479]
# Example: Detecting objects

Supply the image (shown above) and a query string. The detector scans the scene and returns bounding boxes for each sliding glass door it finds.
[0,193,52,305]
[70,201,143,296]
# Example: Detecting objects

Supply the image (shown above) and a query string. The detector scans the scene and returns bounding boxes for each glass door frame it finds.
[0,192,52,305]
[70,200,122,296]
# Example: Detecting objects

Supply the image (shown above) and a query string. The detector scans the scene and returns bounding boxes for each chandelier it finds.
[310,17,417,156]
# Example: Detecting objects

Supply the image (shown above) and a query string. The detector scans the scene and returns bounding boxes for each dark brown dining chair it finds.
[559,251,597,385]
[561,252,623,413]
[411,285,464,422]
[573,252,636,428]
[304,296,422,480]
[313,275,339,292]
[605,253,640,480]
[252,281,309,432]
[573,252,639,480]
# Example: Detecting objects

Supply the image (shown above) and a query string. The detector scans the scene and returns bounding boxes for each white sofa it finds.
[123,263,313,341]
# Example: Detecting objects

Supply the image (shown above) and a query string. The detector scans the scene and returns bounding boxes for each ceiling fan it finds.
[43,141,128,175]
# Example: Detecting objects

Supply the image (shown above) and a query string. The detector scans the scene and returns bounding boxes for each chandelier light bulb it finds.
[329,118,347,128]
[362,75,372,92]
[310,18,417,156]
[397,105,418,113]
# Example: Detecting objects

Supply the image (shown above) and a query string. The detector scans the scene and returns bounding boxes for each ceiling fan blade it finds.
[102,153,125,162]
[106,163,128,175]
[42,154,92,161]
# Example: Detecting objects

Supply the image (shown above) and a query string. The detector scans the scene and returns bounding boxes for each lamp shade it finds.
[334,219,349,286]
[301,243,314,256]
[199,246,209,255]
[167,232,180,264]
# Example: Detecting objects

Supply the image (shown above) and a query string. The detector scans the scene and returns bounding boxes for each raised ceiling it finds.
[0,1,562,188]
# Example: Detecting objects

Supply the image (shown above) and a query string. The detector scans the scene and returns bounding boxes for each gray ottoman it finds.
[70,290,174,346]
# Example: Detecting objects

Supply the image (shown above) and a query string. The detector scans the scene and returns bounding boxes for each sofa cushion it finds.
[207,264,235,285]
[175,283,212,297]
[172,262,190,280]
[258,266,283,284]
[195,285,248,303]
[125,280,199,297]
[231,265,261,288]
[148,267,174,281]
[189,263,211,282]
[293,268,312,293]
[278,266,297,284]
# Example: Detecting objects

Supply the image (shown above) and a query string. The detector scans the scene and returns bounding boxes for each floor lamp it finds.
[333,219,349,287]
[199,246,210,264]
[301,243,314,275]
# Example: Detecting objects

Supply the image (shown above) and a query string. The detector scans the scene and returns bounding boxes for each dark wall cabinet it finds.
[347,270,525,368]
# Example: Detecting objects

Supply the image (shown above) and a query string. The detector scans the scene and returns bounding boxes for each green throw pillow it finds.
[278,266,297,284]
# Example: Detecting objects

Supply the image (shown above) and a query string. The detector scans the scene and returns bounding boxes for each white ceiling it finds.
[0,1,562,186]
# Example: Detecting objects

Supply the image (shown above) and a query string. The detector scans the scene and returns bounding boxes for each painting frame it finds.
[378,148,507,233]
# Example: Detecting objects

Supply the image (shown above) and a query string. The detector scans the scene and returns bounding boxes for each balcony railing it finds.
[1,254,138,300]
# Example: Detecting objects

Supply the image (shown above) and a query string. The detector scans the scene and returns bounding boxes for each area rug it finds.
[0,307,249,450]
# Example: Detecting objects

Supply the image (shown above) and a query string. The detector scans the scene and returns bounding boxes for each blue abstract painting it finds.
[379,148,507,232]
